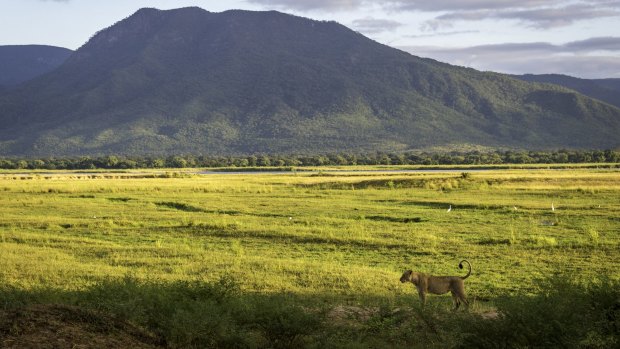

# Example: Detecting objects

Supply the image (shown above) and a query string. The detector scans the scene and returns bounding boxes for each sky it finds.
[1,0,619,78]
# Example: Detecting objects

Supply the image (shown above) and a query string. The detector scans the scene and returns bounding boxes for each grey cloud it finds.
[247,0,559,12]
[249,0,620,31]
[422,2,620,30]
[406,30,479,38]
[494,3,619,28]
[403,38,620,57]
[384,0,555,12]
[398,38,620,78]
[246,0,365,11]
[248,0,620,13]
[351,17,403,34]
[565,37,620,51]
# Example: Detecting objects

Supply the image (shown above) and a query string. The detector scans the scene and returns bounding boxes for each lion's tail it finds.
[459,260,472,279]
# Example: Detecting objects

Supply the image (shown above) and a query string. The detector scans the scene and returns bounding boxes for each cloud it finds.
[398,37,620,78]
[351,17,403,34]
[565,36,620,51]
[248,0,620,30]
[384,0,554,12]
[423,2,620,30]
[249,0,561,12]
[246,0,365,11]
[406,30,480,38]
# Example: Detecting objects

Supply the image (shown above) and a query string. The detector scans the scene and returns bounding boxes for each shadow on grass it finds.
[401,200,506,211]
[296,178,425,190]
[365,215,425,223]
[1,275,618,348]
[175,223,423,251]
[155,201,205,213]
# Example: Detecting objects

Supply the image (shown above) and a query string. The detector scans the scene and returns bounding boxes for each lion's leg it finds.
[461,295,469,309]
[418,289,427,306]
[451,280,469,309]
[451,292,460,310]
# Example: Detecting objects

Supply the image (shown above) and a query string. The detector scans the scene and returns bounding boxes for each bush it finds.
[251,295,323,349]
[70,275,327,348]
[458,276,620,349]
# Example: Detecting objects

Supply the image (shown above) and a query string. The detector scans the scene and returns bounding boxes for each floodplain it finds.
[1,167,618,348]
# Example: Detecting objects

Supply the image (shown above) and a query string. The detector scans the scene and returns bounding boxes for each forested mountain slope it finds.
[515,74,620,109]
[0,45,72,88]
[0,7,618,156]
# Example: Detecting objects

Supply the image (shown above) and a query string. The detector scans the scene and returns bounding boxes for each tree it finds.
[604,149,619,163]
[105,155,119,168]
[32,159,46,169]
[151,158,165,168]
[257,156,271,167]
[169,156,188,168]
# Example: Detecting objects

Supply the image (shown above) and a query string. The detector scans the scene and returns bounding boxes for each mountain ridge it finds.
[0,45,72,88]
[0,7,618,156]
[514,74,620,109]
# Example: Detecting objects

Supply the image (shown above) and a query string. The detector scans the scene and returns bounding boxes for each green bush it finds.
[2,274,618,348]
[458,276,620,349]
[251,295,323,349]
[69,275,326,348]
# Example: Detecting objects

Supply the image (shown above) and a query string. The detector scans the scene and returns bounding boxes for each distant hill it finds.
[0,7,618,156]
[0,45,72,87]
[514,74,620,109]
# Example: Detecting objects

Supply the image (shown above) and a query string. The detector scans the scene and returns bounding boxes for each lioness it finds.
[400,260,471,309]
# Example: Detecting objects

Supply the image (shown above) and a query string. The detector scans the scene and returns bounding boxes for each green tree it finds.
[257,156,271,167]
[105,155,119,168]
[169,156,188,168]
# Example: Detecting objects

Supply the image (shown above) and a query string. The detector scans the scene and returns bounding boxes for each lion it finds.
[400,260,471,309]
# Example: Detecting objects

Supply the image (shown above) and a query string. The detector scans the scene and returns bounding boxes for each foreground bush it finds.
[458,276,620,349]
[75,275,322,348]
[1,275,618,348]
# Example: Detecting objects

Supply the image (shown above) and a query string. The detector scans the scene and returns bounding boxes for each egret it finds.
[447,205,452,212]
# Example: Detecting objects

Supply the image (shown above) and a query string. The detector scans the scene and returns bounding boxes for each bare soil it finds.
[0,304,164,349]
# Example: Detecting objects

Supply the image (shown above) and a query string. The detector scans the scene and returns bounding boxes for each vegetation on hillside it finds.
[1,149,618,170]
[0,45,72,88]
[515,74,620,109]
[0,8,618,156]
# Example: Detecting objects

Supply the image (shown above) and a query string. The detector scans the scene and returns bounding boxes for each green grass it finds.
[0,168,619,347]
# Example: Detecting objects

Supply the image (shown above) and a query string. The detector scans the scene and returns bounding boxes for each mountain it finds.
[0,45,72,88]
[0,7,619,156]
[514,74,620,109]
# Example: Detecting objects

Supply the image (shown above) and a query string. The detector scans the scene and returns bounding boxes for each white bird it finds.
[551,203,555,211]
[513,206,518,210]
[288,217,292,220]
[447,205,452,212]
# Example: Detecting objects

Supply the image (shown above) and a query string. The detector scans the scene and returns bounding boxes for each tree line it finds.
[0,149,618,170]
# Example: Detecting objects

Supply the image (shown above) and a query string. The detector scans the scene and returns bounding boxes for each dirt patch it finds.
[480,309,501,320]
[0,304,164,349]
[327,305,379,327]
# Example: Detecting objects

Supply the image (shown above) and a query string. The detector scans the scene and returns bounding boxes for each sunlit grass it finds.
[1,168,618,303]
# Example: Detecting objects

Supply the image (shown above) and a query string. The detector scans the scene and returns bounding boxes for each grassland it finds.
[1,168,619,348]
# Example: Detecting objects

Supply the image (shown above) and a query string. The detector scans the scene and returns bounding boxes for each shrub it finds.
[251,295,323,349]
[458,276,620,349]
